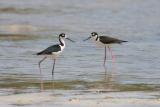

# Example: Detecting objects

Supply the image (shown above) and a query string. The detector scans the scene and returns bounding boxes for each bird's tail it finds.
[122,40,128,42]
[36,52,42,55]
[32,52,41,55]
[119,40,128,44]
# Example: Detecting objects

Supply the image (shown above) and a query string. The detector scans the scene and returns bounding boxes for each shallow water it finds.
[0,0,160,96]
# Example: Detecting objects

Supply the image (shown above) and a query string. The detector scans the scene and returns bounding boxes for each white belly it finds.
[49,45,65,59]
[93,40,110,47]
[39,50,63,59]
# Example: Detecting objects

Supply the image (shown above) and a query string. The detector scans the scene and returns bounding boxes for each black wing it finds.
[99,36,127,44]
[37,44,61,55]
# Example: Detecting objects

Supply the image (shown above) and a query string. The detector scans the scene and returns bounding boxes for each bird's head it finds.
[59,33,75,42]
[59,33,66,39]
[83,32,98,41]
[91,32,98,40]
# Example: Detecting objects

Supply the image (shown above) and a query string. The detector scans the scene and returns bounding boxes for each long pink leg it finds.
[104,46,107,67]
[38,57,47,92]
[108,46,115,64]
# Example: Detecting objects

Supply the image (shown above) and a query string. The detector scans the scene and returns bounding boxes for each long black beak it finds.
[66,38,75,42]
[83,36,91,41]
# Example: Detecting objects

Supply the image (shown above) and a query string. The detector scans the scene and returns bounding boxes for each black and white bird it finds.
[36,33,74,90]
[84,32,127,66]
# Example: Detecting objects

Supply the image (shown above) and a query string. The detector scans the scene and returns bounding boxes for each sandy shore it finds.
[0,90,159,107]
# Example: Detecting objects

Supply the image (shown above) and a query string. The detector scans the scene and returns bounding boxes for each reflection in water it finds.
[102,45,118,91]
[103,66,116,91]
[0,73,158,94]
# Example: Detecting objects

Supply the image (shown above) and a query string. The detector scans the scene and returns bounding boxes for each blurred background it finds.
[0,0,160,93]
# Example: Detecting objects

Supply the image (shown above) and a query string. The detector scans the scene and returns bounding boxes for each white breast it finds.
[60,45,65,52]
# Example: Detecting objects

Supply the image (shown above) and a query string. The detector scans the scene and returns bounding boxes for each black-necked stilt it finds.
[84,32,127,66]
[37,33,74,90]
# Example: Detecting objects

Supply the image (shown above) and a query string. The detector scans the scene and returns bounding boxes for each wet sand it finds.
[0,90,159,107]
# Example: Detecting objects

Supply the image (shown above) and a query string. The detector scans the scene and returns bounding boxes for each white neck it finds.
[59,37,65,47]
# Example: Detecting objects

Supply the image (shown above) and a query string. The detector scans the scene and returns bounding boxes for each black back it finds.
[37,44,61,55]
[99,36,127,44]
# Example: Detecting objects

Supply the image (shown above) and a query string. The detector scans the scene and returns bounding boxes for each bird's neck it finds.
[95,36,99,41]
[59,37,65,46]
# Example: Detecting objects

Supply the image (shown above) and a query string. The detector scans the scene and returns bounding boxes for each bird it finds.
[83,32,127,67]
[36,33,74,91]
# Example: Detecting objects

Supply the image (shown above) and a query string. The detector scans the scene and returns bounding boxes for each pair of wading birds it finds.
[37,32,127,81]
